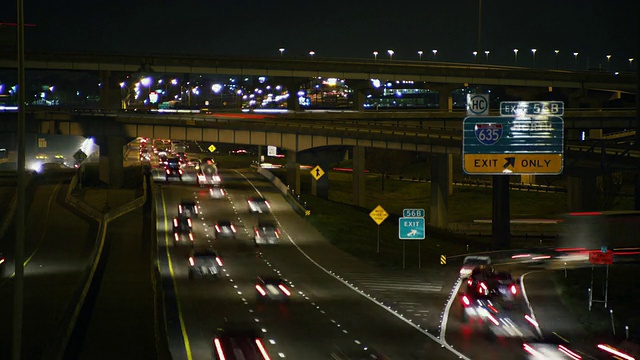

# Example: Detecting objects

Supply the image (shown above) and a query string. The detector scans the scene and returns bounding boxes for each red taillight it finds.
[188,233,194,241]
[0,258,4,265]
[524,314,538,327]
[274,231,280,239]
[194,206,199,214]
[215,225,221,232]
[597,344,634,360]
[255,338,271,360]
[179,169,183,175]
[214,338,226,360]
[523,344,538,356]
[230,224,236,233]
[187,218,192,227]
[510,284,517,295]
[178,205,183,213]
[265,201,271,209]
[462,295,470,307]
[165,169,170,174]
[173,218,178,227]
[558,345,582,360]
[255,229,260,236]
[174,233,179,241]
[216,257,223,267]
[278,284,291,296]
[188,257,195,266]
[255,284,267,296]
[467,279,473,286]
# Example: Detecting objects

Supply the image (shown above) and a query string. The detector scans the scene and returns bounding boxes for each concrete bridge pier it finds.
[346,80,370,111]
[352,146,366,207]
[432,84,457,112]
[567,175,598,211]
[430,154,452,229]
[96,136,125,188]
[286,150,301,195]
[285,78,308,111]
[99,70,123,110]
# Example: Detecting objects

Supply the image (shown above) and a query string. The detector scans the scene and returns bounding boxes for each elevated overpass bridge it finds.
[0,107,637,238]
[0,51,636,110]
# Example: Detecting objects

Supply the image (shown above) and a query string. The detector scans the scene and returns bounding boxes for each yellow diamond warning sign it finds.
[311,165,325,180]
[369,205,389,225]
[208,144,217,153]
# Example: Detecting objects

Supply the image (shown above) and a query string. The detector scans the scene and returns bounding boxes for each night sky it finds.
[3,1,640,70]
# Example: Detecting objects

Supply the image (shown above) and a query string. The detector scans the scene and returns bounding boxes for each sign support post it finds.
[402,241,406,269]
[369,205,389,254]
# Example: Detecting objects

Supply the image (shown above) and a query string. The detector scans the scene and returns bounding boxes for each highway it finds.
[0,171,98,359]
[154,164,466,359]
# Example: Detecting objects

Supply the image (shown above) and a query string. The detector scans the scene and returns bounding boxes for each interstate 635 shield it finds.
[474,123,503,146]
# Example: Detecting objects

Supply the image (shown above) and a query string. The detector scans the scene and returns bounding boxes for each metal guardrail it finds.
[254,166,309,217]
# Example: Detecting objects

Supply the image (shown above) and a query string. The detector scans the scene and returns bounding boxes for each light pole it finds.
[531,48,537,67]
[279,48,285,57]
[418,50,423,61]
[387,49,394,61]
[309,50,315,59]
[606,55,611,70]
[484,50,490,63]
[432,49,438,61]
[473,51,478,62]
[555,50,560,69]
[573,52,579,69]
[513,48,518,64]
[630,58,635,70]
[373,51,378,61]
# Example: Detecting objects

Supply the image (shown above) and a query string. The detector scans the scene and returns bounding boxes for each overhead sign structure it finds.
[311,165,325,181]
[500,101,564,117]
[399,217,425,240]
[463,116,564,175]
[208,144,217,153]
[369,205,389,225]
[467,94,489,116]
[589,250,614,265]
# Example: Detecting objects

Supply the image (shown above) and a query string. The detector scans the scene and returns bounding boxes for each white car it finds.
[459,255,491,277]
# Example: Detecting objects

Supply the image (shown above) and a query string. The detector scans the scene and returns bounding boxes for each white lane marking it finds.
[520,271,544,338]
[235,170,471,360]
[440,277,464,348]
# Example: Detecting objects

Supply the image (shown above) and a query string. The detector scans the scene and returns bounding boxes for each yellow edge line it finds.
[552,331,570,343]
[161,189,193,360]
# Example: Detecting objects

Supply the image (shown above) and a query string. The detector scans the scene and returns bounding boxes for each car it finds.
[214,220,237,239]
[522,338,583,359]
[208,185,227,199]
[459,255,491,277]
[253,222,281,245]
[211,326,272,360]
[255,276,292,302]
[197,172,221,186]
[178,199,199,217]
[164,158,183,181]
[247,196,270,214]
[188,248,223,279]
[173,216,194,246]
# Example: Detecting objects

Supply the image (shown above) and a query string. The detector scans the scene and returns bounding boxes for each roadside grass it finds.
[271,169,571,269]
[551,265,640,341]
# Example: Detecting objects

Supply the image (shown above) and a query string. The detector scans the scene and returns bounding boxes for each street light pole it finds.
[473,51,478,62]
[477,0,482,64]
[555,50,560,69]
[432,49,438,61]
[14,0,26,358]
[485,50,490,63]
[574,52,579,69]
[513,48,518,64]
[373,51,378,61]
[531,48,537,68]
[279,48,285,57]
[606,55,611,71]
[418,50,423,61]
[387,49,394,61]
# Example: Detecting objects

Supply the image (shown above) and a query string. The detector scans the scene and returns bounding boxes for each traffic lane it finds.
[521,270,608,359]
[445,289,535,360]
[221,172,458,358]
[162,183,361,359]
[256,242,460,359]
[232,169,457,332]
[191,181,389,359]
[208,239,376,360]
[0,182,98,359]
